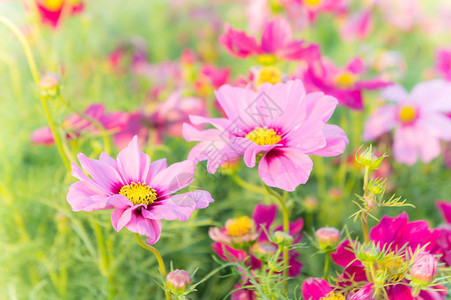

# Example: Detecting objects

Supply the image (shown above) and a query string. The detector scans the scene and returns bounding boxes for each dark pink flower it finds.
[301,277,343,300]
[34,0,84,29]
[219,18,319,62]
[296,57,391,110]
[66,136,214,244]
[434,201,451,266]
[436,48,451,82]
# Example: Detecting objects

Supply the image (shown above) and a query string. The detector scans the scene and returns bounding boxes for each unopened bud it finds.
[315,227,340,249]
[357,246,379,262]
[251,241,278,261]
[410,252,437,285]
[166,269,191,295]
[274,231,293,247]
[368,178,386,195]
[40,73,61,98]
[303,196,318,212]
[356,146,387,170]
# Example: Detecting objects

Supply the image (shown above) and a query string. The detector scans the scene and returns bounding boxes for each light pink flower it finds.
[66,136,214,244]
[338,9,373,42]
[377,0,421,31]
[363,80,451,165]
[183,79,348,191]
[219,17,319,62]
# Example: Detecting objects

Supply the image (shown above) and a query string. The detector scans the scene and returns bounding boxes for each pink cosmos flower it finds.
[363,80,451,165]
[298,0,347,22]
[34,0,84,29]
[330,212,446,299]
[31,103,128,147]
[376,0,421,31]
[338,9,373,42]
[435,48,451,82]
[210,203,303,277]
[296,57,391,110]
[66,136,214,244]
[434,201,451,266]
[183,80,348,191]
[219,18,320,63]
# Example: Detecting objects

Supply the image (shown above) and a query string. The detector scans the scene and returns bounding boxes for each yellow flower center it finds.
[398,105,417,123]
[335,71,357,88]
[304,0,323,8]
[119,182,157,205]
[245,127,281,146]
[43,0,64,11]
[257,55,277,66]
[320,292,345,300]
[255,66,283,88]
[226,216,255,237]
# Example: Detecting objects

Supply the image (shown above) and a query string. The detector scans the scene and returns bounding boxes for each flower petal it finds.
[116,136,151,184]
[126,216,162,245]
[150,160,195,195]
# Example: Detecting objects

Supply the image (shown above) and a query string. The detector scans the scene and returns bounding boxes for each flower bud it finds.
[357,246,379,262]
[274,231,293,247]
[303,196,318,212]
[410,252,437,284]
[356,146,387,170]
[251,241,278,261]
[40,73,61,98]
[368,178,386,195]
[166,269,191,295]
[315,227,340,249]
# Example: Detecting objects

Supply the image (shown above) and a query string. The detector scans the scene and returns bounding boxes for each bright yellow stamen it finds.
[335,71,357,88]
[226,216,254,237]
[320,292,345,300]
[245,127,281,146]
[43,0,64,11]
[398,105,417,123]
[257,55,277,66]
[119,182,157,205]
[255,66,283,88]
[304,0,323,8]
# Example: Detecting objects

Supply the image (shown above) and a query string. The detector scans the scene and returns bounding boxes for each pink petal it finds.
[258,148,313,191]
[111,207,133,232]
[150,160,195,195]
[126,215,162,245]
[253,203,277,240]
[243,143,277,168]
[218,24,261,58]
[308,124,348,157]
[381,84,409,103]
[437,201,451,224]
[393,126,419,165]
[116,136,151,184]
[418,114,451,140]
[410,79,451,113]
[363,105,397,141]
[301,277,332,300]
[304,92,338,123]
[146,158,167,183]
[331,240,358,268]
[66,181,111,212]
[261,18,292,53]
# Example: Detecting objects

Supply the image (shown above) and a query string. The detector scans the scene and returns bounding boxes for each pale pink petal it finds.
[243,143,278,168]
[150,160,195,195]
[107,194,132,209]
[284,120,326,153]
[111,207,133,232]
[308,124,348,157]
[363,105,397,141]
[258,148,313,191]
[116,136,151,184]
[417,128,441,163]
[393,126,419,165]
[418,114,451,140]
[410,79,451,113]
[304,92,338,123]
[146,158,167,183]
[31,126,54,145]
[381,84,409,103]
[66,181,111,212]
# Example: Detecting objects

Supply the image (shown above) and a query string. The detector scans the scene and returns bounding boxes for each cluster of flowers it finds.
[25,0,451,299]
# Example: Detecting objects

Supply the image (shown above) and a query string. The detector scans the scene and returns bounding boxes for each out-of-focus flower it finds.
[376,0,421,31]
[363,80,451,165]
[32,104,128,146]
[338,9,373,42]
[231,283,257,300]
[210,203,304,277]
[166,269,191,295]
[219,18,319,63]
[331,212,446,299]
[299,0,347,22]
[436,48,451,82]
[209,216,258,250]
[194,64,230,96]
[34,0,84,28]
[296,57,392,110]
[39,73,62,97]
[183,80,348,191]
[66,136,214,244]
[301,277,345,300]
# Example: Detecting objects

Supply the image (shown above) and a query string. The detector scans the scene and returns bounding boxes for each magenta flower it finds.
[296,57,391,110]
[34,0,84,29]
[434,201,451,267]
[210,203,303,277]
[32,103,128,147]
[219,18,319,63]
[66,136,214,244]
[436,48,451,82]
[183,80,348,191]
[330,212,446,299]
[338,9,373,42]
[363,80,451,165]
[301,277,344,300]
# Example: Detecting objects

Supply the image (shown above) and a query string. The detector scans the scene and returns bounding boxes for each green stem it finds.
[135,233,171,300]
[0,16,71,171]
[361,166,370,244]
[230,173,267,196]
[264,186,289,294]
[92,222,116,299]
[323,253,330,279]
